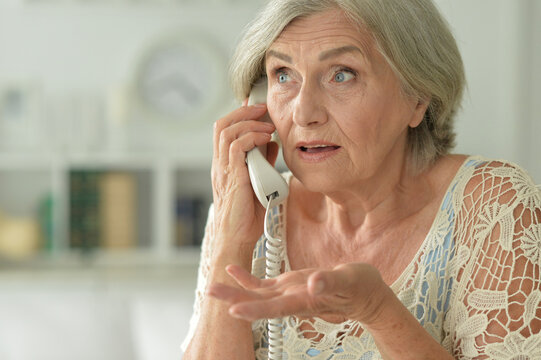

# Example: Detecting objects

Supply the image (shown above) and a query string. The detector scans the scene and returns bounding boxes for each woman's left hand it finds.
[207,263,392,325]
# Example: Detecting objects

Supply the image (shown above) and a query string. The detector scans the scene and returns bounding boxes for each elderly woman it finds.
[182,0,541,359]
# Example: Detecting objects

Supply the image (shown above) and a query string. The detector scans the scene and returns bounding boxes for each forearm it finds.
[183,240,256,360]
[364,286,453,360]
[183,297,254,359]
[183,258,255,359]
[183,310,253,360]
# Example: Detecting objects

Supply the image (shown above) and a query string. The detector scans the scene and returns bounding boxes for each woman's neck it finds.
[322,153,433,238]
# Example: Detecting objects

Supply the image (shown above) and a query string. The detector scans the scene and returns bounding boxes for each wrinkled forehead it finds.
[267,8,375,60]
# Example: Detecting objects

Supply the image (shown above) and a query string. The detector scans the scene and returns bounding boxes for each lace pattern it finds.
[182,156,541,359]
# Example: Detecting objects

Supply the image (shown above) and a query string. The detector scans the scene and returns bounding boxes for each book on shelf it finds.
[69,171,101,250]
[175,195,207,247]
[69,170,137,251]
[99,172,137,249]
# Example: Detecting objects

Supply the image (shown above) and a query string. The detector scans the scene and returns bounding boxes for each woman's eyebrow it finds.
[266,45,365,64]
[318,45,364,61]
[266,50,292,63]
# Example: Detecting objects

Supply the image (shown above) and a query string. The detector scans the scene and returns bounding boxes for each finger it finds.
[213,105,268,162]
[219,120,275,157]
[207,282,262,304]
[226,264,261,289]
[229,291,312,321]
[217,120,275,175]
[213,104,267,154]
[226,264,277,290]
[212,121,271,181]
[228,132,275,171]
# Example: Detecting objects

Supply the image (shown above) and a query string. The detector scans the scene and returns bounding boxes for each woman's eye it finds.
[333,70,355,83]
[277,72,290,84]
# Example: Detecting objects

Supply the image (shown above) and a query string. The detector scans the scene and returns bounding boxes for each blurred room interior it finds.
[0,0,539,359]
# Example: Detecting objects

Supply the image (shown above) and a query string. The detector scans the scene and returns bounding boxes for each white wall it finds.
[0,0,538,180]
[435,0,540,182]
[527,0,541,182]
[0,1,269,158]
[0,2,261,94]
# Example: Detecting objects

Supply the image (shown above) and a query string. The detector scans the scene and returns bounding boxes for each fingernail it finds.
[254,103,266,108]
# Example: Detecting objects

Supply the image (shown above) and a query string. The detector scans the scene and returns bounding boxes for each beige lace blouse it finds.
[182,156,541,359]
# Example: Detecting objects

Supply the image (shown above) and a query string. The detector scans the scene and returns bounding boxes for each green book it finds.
[69,170,101,251]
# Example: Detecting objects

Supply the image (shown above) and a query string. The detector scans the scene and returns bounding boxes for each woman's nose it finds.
[292,81,327,128]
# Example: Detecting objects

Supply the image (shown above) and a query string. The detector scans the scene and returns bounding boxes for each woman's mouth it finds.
[299,145,341,153]
[296,142,342,162]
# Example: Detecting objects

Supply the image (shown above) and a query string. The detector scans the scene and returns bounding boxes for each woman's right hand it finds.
[211,103,278,266]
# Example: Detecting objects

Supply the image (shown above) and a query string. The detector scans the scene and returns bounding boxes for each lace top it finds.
[182,156,541,359]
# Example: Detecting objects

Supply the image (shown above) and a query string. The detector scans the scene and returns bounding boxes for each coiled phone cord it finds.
[264,194,284,360]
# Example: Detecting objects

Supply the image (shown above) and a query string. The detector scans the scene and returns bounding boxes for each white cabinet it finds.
[0,264,199,360]
[0,153,212,264]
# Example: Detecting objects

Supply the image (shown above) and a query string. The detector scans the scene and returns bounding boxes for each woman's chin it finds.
[292,169,345,195]
[285,156,360,194]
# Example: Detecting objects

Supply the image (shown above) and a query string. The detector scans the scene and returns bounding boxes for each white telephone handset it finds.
[246,78,285,360]
[246,79,289,208]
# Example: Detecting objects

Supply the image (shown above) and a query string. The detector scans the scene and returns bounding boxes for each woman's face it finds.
[265,9,427,193]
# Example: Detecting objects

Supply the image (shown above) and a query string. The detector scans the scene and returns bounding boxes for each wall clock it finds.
[134,30,228,127]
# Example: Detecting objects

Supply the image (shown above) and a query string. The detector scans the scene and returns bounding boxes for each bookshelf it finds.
[0,0,267,269]
[0,152,212,267]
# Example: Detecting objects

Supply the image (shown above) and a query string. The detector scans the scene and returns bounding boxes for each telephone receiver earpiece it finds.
[246,78,289,208]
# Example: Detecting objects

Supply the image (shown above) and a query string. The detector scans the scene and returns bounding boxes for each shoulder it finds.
[452,156,541,249]
[449,156,541,252]
[452,156,540,210]
[445,159,541,358]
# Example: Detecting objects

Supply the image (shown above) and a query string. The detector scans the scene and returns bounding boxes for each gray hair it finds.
[229,0,465,173]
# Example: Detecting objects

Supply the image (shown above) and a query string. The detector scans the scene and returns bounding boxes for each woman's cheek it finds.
[268,97,288,126]
[268,87,297,134]
[271,115,289,148]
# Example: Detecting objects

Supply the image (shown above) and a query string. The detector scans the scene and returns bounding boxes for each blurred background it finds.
[0,0,539,359]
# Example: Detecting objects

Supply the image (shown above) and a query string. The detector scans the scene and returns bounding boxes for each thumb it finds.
[308,263,382,297]
[307,265,353,296]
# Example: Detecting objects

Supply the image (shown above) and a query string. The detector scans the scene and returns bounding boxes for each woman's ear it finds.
[409,97,430,128]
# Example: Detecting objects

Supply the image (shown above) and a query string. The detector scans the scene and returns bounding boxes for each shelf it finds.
[0,152,212,170]
[0,139,213,268]
[0,154,57,170]
[0,247,201,271]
